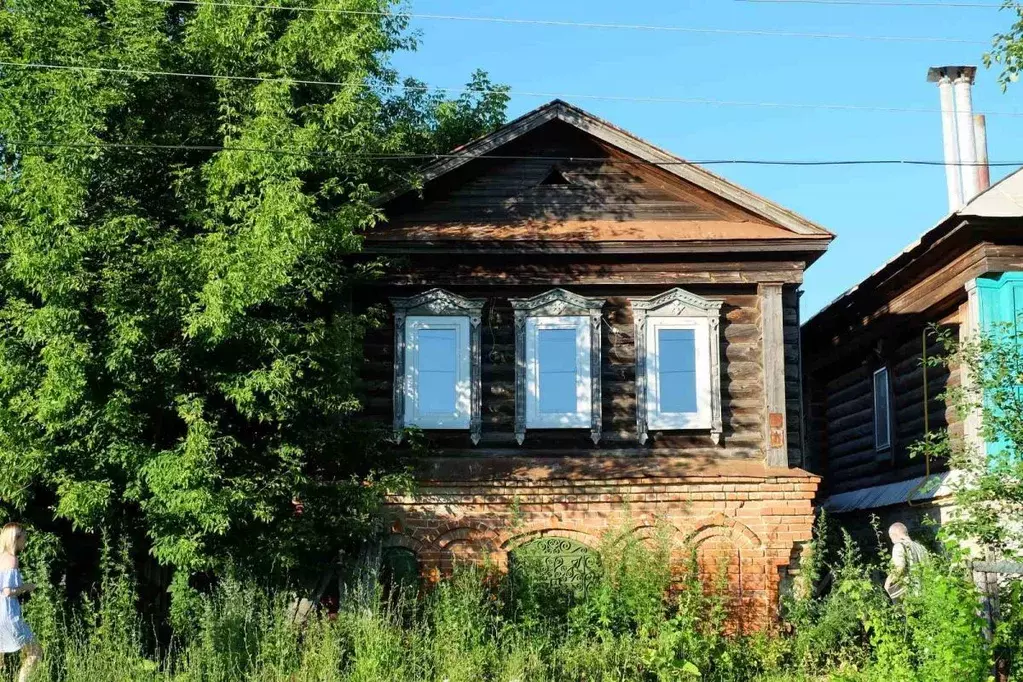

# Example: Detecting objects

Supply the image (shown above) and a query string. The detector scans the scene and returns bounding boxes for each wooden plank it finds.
[760,283,787,467]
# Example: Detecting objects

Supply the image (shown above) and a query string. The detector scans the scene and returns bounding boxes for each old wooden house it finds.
[802,167,1023,533]
[360,100,833,619]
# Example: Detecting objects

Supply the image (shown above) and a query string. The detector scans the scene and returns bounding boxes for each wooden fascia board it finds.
[803,240,989,371]
[362,238,831,256]
[803,218,970,341]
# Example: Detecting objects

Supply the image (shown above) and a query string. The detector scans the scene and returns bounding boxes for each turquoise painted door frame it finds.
[975,272,1023,334]
[973,272,1023,459]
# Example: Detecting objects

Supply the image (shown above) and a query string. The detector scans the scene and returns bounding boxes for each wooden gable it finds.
[371,100,832,252]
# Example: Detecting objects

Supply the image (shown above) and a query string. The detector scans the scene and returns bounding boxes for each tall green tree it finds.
[0,0,508,580]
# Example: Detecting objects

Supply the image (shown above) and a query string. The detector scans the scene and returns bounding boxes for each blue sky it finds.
[390,0,1023,317]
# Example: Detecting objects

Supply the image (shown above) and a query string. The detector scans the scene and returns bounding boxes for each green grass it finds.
[4,524,1017,682]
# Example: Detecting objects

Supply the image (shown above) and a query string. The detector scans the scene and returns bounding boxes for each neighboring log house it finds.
[802,168,1023,537]
[360,100,833,622]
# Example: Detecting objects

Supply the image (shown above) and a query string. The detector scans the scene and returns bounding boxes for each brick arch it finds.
[434,521,501,551]
[500,526,601,553]
[684,514,763,550]
[610,521,685,549]
[383,533,425,554]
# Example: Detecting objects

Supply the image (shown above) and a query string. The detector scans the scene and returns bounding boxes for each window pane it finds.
[538,328,578,414]
[539,372,577,414]
[658,329,697,413]
[658,329,696,373]
[874,369,890,448]
[418,329,457,372]
[419,370,456,413]
[539,329,577,369]
[417,328,457,414]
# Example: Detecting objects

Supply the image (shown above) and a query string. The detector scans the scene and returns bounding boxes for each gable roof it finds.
[375,100,834,246]
[805,166,1023,330]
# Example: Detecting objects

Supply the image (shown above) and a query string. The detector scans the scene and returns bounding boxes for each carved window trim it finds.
[391,289,485,445]
[510,289,605,445]
[630,288,723,446]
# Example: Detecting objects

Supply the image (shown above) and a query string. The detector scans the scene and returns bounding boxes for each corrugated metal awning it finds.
[822,472,954,513]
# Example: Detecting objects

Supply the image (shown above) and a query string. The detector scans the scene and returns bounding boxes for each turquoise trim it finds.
[974,272,1023,459]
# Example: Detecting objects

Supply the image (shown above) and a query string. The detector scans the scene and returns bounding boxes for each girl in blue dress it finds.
[1,523,40,682]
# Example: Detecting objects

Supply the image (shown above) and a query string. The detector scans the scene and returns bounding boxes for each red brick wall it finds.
[384,458,818,628]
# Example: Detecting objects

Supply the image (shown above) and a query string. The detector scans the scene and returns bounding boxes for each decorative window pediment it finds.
[510,289,605,445]
[391,289,485,444]
[631,288,723,445]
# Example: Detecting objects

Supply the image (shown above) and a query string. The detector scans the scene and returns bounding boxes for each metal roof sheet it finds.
[822,472,954,513]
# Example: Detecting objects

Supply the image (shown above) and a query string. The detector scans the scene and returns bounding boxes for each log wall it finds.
[359,283,788,458]
[810,324,957,494]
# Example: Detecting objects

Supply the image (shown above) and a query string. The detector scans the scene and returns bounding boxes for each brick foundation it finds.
[384,457,818,627]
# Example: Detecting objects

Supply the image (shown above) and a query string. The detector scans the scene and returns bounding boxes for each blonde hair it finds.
[0,523,26,555]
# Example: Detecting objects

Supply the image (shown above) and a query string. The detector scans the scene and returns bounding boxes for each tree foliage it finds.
[0,0,508,579]
[911,323,1023,559]
[986,2,1023,88]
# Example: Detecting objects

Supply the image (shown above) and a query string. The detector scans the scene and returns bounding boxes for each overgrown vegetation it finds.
[0,0,508,588]
[4,518,1019,682]
[911,321,1023,559]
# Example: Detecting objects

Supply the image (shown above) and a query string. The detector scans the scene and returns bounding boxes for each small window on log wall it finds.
[873,367,892,453]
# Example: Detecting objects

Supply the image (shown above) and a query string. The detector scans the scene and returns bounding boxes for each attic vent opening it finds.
[539,166,572,187]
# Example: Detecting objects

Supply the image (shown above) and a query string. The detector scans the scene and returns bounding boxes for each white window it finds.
[646,317,712,430]
[525,316,591,429]
[511,289,604,445]
[403,316,471,429]
[631,288,723,445]
[873,367,892,451]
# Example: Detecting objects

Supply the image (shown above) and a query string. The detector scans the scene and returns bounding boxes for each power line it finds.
[5,61,1023,117]
[4,140,1018,167]
[736,0,1005,7]
[146,0,989,44]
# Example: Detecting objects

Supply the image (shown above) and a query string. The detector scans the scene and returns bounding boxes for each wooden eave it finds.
[802,217,1023,365]
[363,236,829,257]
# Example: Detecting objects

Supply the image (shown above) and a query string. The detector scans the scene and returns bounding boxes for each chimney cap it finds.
[927,65,977,83]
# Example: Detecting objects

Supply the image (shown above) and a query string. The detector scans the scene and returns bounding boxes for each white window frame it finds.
[510,289,605,445]
[525,316,592,430]
[391,289,484,444]
[631,288,723,445]
[404,316,471,430]
[873,366,892,452]
[646,317,712,431]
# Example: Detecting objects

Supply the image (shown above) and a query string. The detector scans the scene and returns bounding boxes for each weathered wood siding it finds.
[811,325,956,494]
[383,120,768,228]
[359,283,774,458]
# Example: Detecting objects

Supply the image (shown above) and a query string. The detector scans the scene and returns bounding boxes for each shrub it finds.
[5,519,1017,682]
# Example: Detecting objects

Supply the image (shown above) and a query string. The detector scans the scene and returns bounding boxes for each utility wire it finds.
[5,61,1023,117]
[736,0,1006,7]
[145,0,990,44]
[4,140,1018,167]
